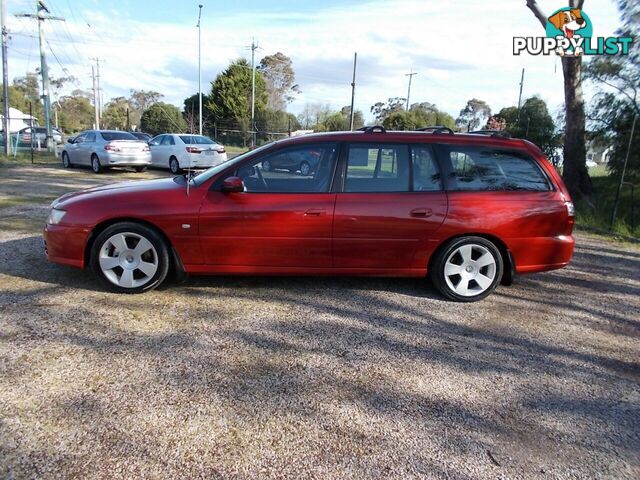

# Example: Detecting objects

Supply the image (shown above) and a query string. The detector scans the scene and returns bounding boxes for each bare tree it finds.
[525,0,592,198]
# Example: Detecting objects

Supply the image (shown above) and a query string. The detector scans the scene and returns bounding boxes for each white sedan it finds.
[148,134,227,173]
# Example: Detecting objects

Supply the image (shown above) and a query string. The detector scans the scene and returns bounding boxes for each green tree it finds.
[370,97,406,123]
[12,72,43,122]
[129,89,163,128]
[57,92,94,133]
[208,59,268,145]
[340,106,365,130]
[497,96,560,162]
[383,111,416,130]
[258,52,300,111]
[409,102,456,129]
[183,93,212,134]
[583,0,639,179]
[140,102,187,136]
[456,98,491,132]
[101,97,132,130]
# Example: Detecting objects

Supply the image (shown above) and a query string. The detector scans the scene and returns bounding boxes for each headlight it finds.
[47,208,67,225]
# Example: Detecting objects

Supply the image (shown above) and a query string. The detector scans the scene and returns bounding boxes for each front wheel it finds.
[90,222,170,293]
[62,152,72,168]
[261,159,272,172]
[299,161,311,176]
[430,236,503,302]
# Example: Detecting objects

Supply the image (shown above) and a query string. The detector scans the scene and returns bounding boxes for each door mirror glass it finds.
[221,176,245,193]
[67,137,74,144]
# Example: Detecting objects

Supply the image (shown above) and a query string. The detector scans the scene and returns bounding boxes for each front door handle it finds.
[304,208,325,216]
[410,208,432,217]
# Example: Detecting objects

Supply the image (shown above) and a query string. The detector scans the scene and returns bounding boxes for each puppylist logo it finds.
[514,6,633,56]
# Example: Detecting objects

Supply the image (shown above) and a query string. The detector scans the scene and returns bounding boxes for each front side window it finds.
[235,143,338,193]
[345,144,410,192]
[149,135,163,146]
[442,146,551,192]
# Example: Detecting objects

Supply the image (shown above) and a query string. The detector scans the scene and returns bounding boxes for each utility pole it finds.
[517,68,525,123]
[90,57,102,122]
[197,4,202,135]
[1,0,10,155]
[91,65,99,129]
[349,52,357,131]
[16,2,64,151]
[405,69,417,112]
[249,38,258,148]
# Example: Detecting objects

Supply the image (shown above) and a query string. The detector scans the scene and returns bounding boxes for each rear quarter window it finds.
[440,146,551,192]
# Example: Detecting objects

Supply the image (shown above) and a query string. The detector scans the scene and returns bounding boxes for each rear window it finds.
[100,131,137,141]
[180,135,215,145]
[440,146,551,192]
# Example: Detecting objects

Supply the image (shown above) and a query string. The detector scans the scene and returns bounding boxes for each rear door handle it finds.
[304,208,325,216]
[410,208,432,217]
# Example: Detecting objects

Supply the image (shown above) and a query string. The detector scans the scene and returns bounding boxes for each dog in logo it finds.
[548,9,586,56]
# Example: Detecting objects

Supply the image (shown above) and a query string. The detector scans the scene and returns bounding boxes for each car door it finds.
[82,131,97,164]
[66,132,86,164]
[148,135,164,166]
[162,135,177,167]
[199,143,339,268]
[333,143,448,271]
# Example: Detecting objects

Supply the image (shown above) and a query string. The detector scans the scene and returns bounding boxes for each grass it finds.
[225,145,249,155]
[0,152,59,166]
[575,166,640,239]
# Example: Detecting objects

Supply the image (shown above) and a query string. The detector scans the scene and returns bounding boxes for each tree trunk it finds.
[561,56,592,199]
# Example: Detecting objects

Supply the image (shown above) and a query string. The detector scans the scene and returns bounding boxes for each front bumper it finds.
[43,223,91,269]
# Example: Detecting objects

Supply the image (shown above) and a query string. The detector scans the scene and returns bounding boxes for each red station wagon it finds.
[43,126,575,301]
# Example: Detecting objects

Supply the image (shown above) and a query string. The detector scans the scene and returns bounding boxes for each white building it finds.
[0,107,38,133]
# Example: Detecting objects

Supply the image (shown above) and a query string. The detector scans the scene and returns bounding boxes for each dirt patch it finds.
[1,165,639,479]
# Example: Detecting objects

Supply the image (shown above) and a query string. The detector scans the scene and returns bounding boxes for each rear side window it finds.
[345,144,410,192]
[161,135,175,146]
[442,146,551,192]
[85,132,96,142]
[411,146,441,191]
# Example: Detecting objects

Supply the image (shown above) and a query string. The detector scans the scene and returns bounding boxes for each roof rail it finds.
[469,129,512,139]
[358,125,386,133]
[416,126,455,135]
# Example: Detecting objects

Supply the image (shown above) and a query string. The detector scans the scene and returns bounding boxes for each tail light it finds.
[104,144,120,152]
[565,200,575,234]
[142,145,150,152]
[217,147,226,154]
[186,147,202,154]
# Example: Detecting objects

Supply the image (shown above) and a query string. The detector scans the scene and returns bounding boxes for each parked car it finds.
[148,134,227,174]
[261,147,321,176]
[18,126,63,145]
[61,130,151,173]
[129,132,152,142]
[44,126,575,300]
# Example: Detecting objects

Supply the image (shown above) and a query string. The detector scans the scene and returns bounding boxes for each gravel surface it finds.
[1,164,639,479]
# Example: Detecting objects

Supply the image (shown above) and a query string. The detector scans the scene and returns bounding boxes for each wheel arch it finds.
[85,217,185,279]
[427,232,515,286]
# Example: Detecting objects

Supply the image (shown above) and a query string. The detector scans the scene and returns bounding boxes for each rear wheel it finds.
[62,152,72,168]
[91,154,103,174]
[430,236,503,302]
[90,222,170,293]
[169,157,181,174]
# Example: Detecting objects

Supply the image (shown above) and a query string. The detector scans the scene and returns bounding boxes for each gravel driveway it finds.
[1,164,639,479]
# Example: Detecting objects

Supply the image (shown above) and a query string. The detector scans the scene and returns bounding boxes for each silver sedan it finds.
[148,134,227,174]
[61,130,151,174]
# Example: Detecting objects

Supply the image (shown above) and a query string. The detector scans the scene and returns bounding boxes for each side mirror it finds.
[221,176,244,193]
[67,138,74,144]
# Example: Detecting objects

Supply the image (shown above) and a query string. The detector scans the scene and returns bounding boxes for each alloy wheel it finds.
[98,232,159,289]
[442,243,497,297]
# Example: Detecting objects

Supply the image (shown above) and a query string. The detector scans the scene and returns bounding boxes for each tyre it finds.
[62,152,72,168]
[430,236,503,302]
[170,157,181,174]
[91,154,103,174]
[90,222,170,293]
[299,161,311,176]
[134,166,147,173]
[261,159,272,172]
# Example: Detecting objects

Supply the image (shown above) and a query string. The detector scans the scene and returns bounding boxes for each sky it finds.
[5,0,624,124]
